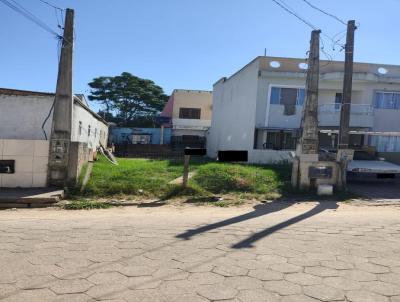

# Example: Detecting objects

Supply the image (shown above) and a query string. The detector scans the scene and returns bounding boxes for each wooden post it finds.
[182,155,190,188]
[338,20,356,149]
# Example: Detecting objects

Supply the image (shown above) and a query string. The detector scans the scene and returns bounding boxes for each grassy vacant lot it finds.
[73,157,291,203]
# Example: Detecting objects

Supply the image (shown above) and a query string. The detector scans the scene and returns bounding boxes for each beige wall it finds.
[171,90,212,120]
[0,139,49,187]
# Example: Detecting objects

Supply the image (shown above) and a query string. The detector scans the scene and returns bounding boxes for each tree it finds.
[88,72,168,126]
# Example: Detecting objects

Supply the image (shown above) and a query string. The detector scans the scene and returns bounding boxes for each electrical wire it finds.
[0,0,61,38]
[271,0,347,68]
[42,98,55,140]
[301,0,347,26]
[271,0,318,30]
[37,0,64,11]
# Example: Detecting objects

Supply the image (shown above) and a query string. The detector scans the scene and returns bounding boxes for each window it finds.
[78,121,82,135]
[375,91,400,109]
[335,93,342,110]
[270,87,305,106]
[370,136,400,152]
[88,125,91,137]
[95,128,97,138]
[179,108,201,119]
[257,131,297,150]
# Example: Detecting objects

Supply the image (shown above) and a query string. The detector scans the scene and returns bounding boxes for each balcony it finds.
[318,104,374,128]
[172,118,211,130]
[267,103,374,129]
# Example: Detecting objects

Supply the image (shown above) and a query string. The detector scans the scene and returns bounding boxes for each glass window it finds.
[334,93,342,110]
[297,89,305,106]
[270,87,280,104]
[370,135,400,152]
[270,87,304,106]
[374,92,400,109]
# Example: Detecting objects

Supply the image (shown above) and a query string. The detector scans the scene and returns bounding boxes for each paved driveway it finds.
[0,202,400,302]
[348,175,400,202]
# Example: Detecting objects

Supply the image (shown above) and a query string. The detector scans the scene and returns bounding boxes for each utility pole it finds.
[292,29,321,189]
[338,20,356,149]
[300,29,321,155]
[48,8,74,187]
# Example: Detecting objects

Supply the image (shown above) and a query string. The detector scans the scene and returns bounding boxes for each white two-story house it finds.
[207,56,400,164]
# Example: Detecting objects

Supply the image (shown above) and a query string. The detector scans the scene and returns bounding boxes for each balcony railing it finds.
[318,103,374,127]
[318,104,374,115]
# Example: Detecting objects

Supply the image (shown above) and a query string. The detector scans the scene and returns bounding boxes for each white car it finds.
[347,160,400,174]
[347,151,400,178]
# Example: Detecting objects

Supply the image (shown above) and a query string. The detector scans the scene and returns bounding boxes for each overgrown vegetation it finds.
[69,157,357,207]
[64,199,113,210]
[80,157,182,197]
[75,157,292,202]
[192,163,289,195]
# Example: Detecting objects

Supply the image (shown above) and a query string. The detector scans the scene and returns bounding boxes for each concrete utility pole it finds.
[300,29,321,155]
[338,20,356,149]
[292,29,321,189]
[48,8,74,187]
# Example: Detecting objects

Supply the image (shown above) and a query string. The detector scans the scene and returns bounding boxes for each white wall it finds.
[0,94,54,140]
[172,118,211,130]
[249,149,294,164]
[208,57,400,162]
[0,93,108,187]
[0,94,108,148]
[207,59,260,158]
[0,139,49,187]
[71,102,109,151]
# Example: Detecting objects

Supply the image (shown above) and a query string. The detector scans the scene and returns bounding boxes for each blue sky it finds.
[1,0,399,112]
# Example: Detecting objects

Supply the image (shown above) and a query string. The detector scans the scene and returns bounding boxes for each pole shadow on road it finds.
[176,200,339,249]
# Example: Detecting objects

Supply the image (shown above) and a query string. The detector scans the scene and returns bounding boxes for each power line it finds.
[271,0,318,30]
[301,0,347,26]
[0,0,61,38]
[37,0,64,11]
[271,0,345,50]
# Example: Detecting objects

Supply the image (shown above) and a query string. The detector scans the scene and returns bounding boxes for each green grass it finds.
[191,162,290,195]
[64,199,113,210]
[76,156,292,201]
[81,157,184,197]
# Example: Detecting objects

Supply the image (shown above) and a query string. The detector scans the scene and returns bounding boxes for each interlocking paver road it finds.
[1,201,400,301]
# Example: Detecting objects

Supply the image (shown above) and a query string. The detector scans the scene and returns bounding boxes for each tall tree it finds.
[88,72,168,125]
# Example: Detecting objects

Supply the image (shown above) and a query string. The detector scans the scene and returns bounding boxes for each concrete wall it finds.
[373,109,400,132]
[172,118,211,131]
[0,92,108,187]
[172,129,206,137]
[71,102,109,150]
[249,149,294,164]
[0,94,54,140]
[171,90,213,121]
[68,142,89,182]
[0,139,49,187]
[109,127,172,145]
[207,60,259,158]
